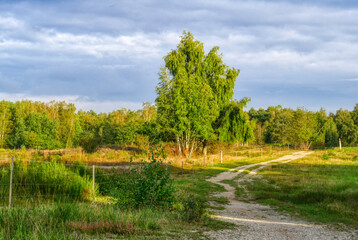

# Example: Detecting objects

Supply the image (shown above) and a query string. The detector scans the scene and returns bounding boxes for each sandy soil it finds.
[205,151,358,240]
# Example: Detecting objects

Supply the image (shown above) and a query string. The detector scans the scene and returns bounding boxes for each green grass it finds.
[0,202,226,239]
[0,161,94,205]
[241,148,358,227]
[0,147,296,239]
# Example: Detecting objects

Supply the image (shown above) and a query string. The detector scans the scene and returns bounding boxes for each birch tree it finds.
[156,31,239,158]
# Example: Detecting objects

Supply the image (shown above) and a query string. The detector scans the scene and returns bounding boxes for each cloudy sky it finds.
[0,0,357,113]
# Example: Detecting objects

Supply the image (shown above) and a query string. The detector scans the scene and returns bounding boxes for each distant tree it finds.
[324,118,339,148]
[79,131,101,154]
[334,109,358,146]
[24,113,59,149]
[215,98,254,144]
[156,31,239,158]
[264,106,293,144]
[140,102,157,122]
[0,101,13,147]
[248,107,272,145]
[7,118,26,149]
[352,103,358,126]
[290,108,317,149]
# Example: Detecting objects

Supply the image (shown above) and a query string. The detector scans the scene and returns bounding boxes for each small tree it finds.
[79,131,101,154]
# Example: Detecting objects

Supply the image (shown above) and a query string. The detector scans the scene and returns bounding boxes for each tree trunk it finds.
[177,135,182,157]
[188,138,195,159]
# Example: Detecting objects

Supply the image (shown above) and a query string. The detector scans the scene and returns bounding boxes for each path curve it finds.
[205,151,358,240]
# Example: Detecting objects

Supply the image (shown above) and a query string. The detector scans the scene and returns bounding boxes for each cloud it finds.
[0,0,357,112]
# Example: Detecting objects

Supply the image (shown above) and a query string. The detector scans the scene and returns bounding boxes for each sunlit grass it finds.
[242,147,358,227]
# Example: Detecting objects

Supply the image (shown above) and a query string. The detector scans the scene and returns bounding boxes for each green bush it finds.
[106,156,174,209]
[173,195,206,222]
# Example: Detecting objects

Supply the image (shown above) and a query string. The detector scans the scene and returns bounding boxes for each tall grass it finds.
[0,160,94,205]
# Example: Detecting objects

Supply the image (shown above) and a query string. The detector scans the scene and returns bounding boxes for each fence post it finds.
[261,148,263,158]
[9,156,14,208]
[220,150,223,164]
[92,165,95,204]
[192,161,195,177]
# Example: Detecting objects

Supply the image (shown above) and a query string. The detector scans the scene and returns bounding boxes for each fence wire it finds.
[0,157,136,207]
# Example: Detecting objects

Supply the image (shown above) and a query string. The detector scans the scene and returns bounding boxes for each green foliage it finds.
[173,195,206,222]
[79,131,102,153]
[103,154,174,209]
[156,31,240,157]
[321,152,330,160]
[335,109,358,146]
[215,98,254,143]
[324,118,339,147]
[7,118,26,149]
[0,101,13,147]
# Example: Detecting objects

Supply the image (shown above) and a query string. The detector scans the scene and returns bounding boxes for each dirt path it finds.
[205,151,358,240]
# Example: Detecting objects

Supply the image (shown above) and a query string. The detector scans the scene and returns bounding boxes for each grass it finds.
[0,202,222,239]
[240,147,358,228]
[0,160,94,205]
[0,146,295,239]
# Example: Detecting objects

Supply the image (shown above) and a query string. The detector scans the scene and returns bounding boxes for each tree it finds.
[352,103,358,126]
[156,31,239,158]
[0,101,13,147]
[215,98,254,144]
[334,109,358,146]
[290,108,317,149]
[264,106,293,144]
[324,118,339,148]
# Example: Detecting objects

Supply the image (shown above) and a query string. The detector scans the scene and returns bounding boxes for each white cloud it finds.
[0,0,357,111]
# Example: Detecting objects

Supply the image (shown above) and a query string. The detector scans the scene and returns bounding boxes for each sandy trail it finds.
[205,151,358,240]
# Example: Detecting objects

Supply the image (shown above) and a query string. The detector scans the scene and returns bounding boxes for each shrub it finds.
[173,195,206,222]
[108,155,174,209]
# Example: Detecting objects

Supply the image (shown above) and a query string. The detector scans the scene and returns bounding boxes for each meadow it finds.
[238,147,358,227]
[0,145,290,239]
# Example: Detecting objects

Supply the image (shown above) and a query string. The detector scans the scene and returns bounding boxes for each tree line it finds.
[0,32,356,154]
[249,105,358,148]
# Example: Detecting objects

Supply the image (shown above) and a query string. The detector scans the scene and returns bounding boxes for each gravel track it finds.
[205,151,358,240]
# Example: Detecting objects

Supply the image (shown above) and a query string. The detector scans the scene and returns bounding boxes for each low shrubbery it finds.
[99,155,175,209]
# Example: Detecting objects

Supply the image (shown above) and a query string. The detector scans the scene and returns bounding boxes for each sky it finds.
[0,0,357,113]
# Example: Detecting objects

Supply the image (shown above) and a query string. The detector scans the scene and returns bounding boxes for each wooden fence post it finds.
[220,151,223,164]
[92,165,95,204]
[9,156,14,208]
[192,161,195,177]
